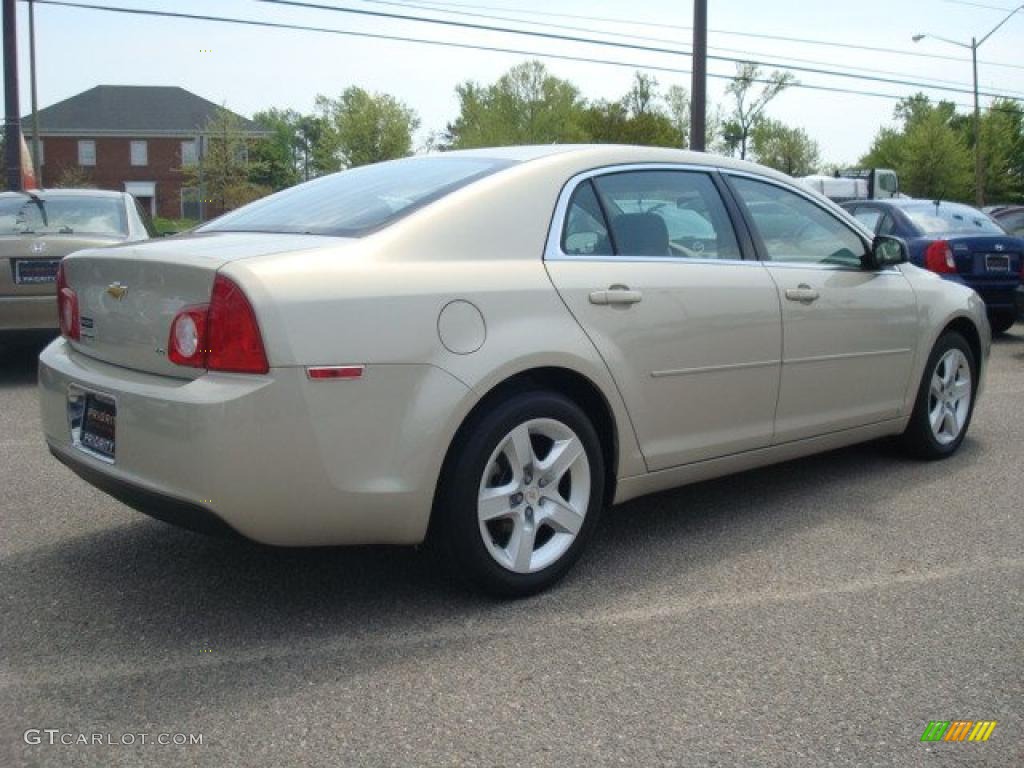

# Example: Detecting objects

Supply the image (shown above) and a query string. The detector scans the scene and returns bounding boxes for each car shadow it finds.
[0,334,54,389]
[1,428,994,730]
[0,435,958,665]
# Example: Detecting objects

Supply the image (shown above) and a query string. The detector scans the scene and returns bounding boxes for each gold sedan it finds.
[37,146,990,596]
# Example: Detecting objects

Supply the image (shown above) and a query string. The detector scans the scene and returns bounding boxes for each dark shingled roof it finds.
[23,85,268,137]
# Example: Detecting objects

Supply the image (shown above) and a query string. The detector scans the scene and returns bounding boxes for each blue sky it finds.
[5,0,1024,164]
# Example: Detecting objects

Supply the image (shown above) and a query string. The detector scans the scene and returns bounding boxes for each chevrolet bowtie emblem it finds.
[106,282,128,300]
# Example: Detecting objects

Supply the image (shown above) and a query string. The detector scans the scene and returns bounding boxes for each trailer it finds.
[797,168,900,202]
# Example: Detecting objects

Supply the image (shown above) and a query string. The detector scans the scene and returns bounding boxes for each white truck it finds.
[797,168,900,202]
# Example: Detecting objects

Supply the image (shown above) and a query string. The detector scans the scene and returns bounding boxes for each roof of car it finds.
[992,205,1024,216]
[0,189,128,200]
[442,143,793,180]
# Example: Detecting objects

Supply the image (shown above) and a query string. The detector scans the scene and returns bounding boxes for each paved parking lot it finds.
[1,329,1021,767]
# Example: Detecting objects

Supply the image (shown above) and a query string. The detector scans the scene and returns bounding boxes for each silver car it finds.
[38,146,990,596]
[0,189,154,337]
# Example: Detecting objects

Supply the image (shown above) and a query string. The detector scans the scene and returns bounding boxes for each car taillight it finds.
[55,262,80,341]
[167,274,269,374]
[924,240,957,274]
[168,306,208,368]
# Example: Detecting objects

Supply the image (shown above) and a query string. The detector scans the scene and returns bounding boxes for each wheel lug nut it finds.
[538,478,547,488]
[525,506,534,521]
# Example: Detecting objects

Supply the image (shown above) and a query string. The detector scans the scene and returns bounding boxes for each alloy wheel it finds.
[927,348,972,445]
[477,418,591,574]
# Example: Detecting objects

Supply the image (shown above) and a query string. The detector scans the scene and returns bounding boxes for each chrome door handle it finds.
[785,284,820,304]
[589,287,643,305]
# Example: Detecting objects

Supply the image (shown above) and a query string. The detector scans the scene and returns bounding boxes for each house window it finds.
[78,140,96,166]
[130,140,148,166]
[181,140,198,166]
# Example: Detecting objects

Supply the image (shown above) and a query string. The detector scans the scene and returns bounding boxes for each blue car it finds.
[841,199,1023,334]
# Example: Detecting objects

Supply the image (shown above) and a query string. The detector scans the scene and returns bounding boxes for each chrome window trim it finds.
[543,163,755,267]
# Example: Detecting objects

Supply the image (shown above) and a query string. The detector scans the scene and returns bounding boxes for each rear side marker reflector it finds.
[307,365,365,380]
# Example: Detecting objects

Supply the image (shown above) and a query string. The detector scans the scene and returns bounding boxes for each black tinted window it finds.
[200,156,514,237]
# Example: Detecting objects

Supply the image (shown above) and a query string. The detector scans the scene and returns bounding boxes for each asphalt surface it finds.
[1,328,1021,768]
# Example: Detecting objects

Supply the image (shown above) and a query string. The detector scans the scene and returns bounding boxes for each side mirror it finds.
[867,235,907,269]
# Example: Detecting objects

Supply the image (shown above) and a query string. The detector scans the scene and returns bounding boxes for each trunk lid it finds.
[946,234,1022,280]
[0,234,121,298]
[62,232,334,378]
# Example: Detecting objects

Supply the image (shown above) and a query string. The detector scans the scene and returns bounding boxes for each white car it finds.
[38,145,990,596]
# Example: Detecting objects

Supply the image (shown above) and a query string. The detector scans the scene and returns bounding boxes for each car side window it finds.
[590,170,741,259]
[852,208,882,232]
[730,176,867,268]
[562,180,613,256]
[999,212,1024,236]
[877,213,898,236]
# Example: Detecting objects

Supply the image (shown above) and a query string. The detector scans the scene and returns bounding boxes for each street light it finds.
[914,4,1024,207]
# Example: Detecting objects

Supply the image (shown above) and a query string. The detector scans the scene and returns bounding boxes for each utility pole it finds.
[914,4,1023,207]
[689,0,707,151]
[3,0,22,191]
[28,0,41,186]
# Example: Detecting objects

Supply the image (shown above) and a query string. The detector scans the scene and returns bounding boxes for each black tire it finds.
[900,331,977,459]
[432,391,605,597]
[989,312,1016,336]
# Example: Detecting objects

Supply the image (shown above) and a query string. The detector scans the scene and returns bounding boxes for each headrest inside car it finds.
[614,213,670,256]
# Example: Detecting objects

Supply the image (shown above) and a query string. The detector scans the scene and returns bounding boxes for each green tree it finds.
[316,87,420,169]
[297,113,335,179]
[182,107,270,212]
[721,62,795,159]
[750,118,820,176]
[249,107,303,191]
[444,60,588,148]
[861,94,972,201]
[581,73,684,148]
[953,99,1024,204]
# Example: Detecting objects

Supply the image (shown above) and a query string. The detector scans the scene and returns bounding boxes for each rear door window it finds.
[587,170,742,259]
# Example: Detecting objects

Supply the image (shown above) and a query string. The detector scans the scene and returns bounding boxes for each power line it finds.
[26,0,1024,116]
[346,0,1024,98]
[355,0,1024,71]
[943,0,1019,10]
[251,0,1024,102]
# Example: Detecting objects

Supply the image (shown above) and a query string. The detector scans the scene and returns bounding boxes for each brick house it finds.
[23,85,268,219]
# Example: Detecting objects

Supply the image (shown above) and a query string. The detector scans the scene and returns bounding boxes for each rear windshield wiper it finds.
[20,191,48,227]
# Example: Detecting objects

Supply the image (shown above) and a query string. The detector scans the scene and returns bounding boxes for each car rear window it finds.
[902,203,1004,235]
[198,155,515,237]
[0,195,127,236]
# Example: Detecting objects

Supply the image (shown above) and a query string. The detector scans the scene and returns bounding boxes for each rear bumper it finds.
[952,277,1021,312]
[39,338,469,546]
[0,294,58,332]
[51,445,244,539]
